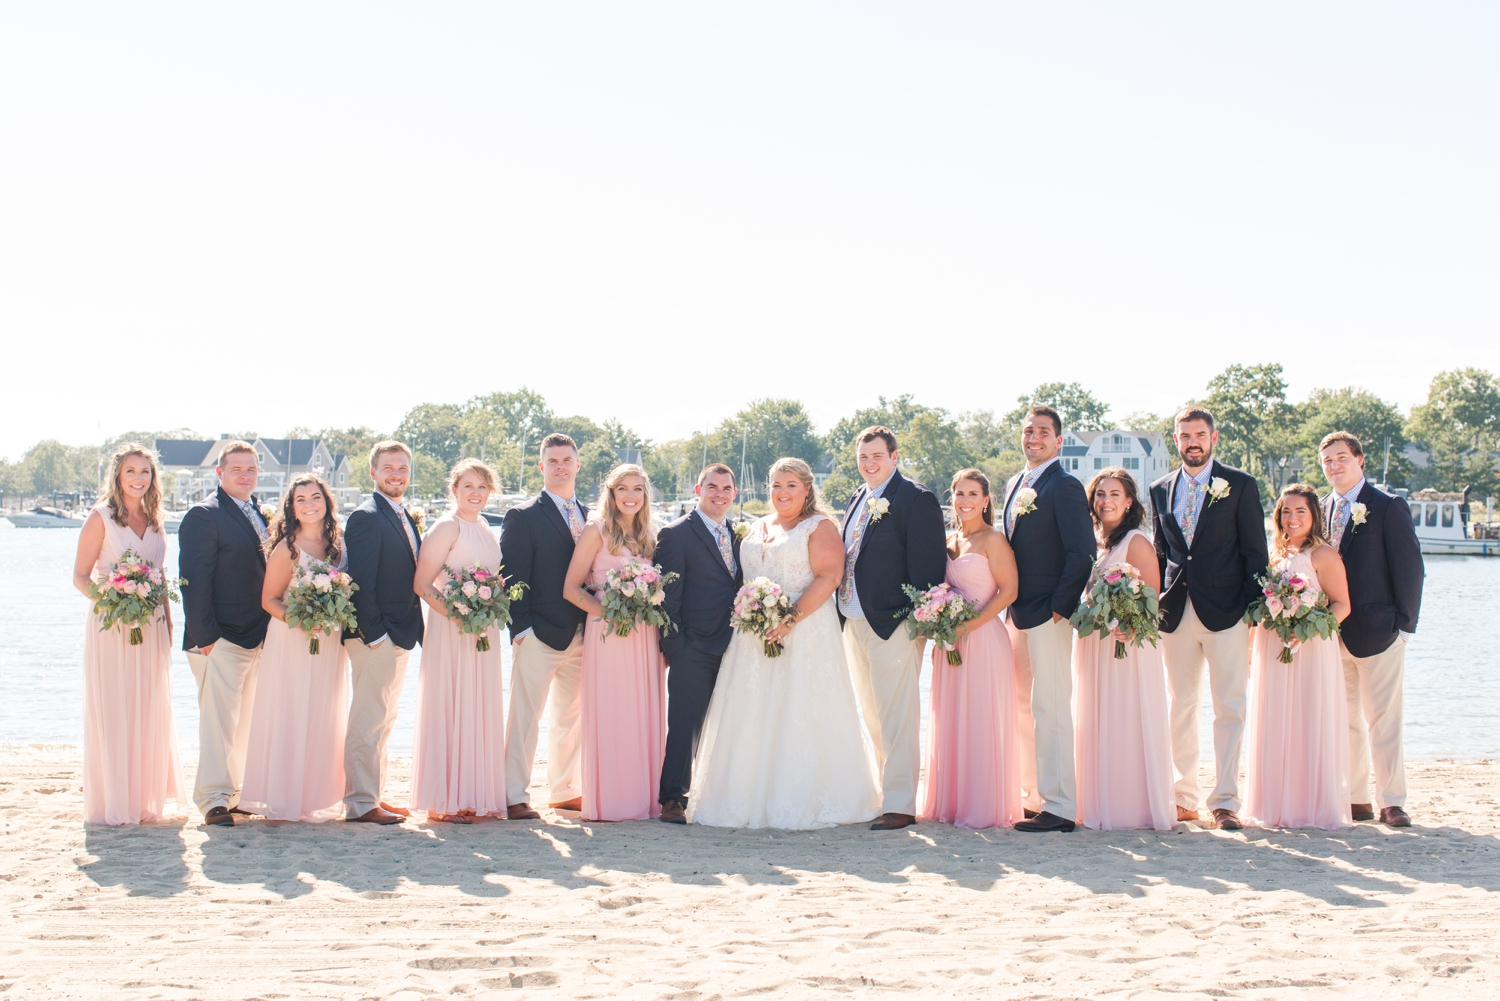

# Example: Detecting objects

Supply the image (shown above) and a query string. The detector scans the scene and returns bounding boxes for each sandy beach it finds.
[3,751,1496,999]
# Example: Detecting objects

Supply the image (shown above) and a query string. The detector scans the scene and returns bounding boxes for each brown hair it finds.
[368,439,413,469]
[266,473,342,563]
[216,440,258,468]
[948,467,993,529]
[103,443,164,532]
[768,457,835,519]
[539,432,578,454]
[697,462,736,487]
[1318,430,1364,458]
[597,463,657,558]
[855,425,898,454]
[448,457,499,494]
[1175,406,1216,430]
[1025,405,1062,436]
[1271,483,1328,559]
[1086,467,1144,552]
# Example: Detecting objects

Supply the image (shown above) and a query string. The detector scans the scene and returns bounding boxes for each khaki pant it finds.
[844,617,925,817]
[1161,598,1250,813]
[187,638,263,815]
[343,638,411,817]
[1007,614,1076,821]
[1342,636,1407,809]
[505,631,583,807]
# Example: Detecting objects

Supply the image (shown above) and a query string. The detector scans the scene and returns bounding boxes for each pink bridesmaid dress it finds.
[581,526,666,821]
[240,548,349,822]
[1072,528,1175,831]
[919,553,1023,830]
[82,506,186,825]
[411,515,508,816]
[1245,549,1352,830]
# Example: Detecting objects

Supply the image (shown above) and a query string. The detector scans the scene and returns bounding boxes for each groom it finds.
[838,426,947,831]
[654,463,743,824]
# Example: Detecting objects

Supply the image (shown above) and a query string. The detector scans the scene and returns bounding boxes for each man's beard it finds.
[1181,446,1212,469]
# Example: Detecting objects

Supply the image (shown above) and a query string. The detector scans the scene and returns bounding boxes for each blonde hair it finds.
[767,457,834,519]
[368,439,412,469]
[597,464,657,558]
[448,457,498,495]
[104,443,164,532]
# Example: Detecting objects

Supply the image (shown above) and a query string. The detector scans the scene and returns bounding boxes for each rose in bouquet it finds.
[88,548,184,645]
[900,583,980,665]
[730,576,798,658]
[284,558,359,654]
[437,563,526,652]
[1070,562,1161,659]
[1243,565,1339,663]
[598,558,679,640]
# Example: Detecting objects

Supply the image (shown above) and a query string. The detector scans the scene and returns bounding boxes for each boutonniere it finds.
[868,497,891,522]
[408,506,427,536]
[1350,502,1368,528]
[1012,486,1038,519]
[259,504,277,523]
[1205,477,1231,507]
[732,523,750,541]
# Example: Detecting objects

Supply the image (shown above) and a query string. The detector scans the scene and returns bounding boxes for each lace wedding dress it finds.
[688,514,881,829]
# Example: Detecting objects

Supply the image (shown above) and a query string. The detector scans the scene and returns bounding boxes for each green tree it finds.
[1406,368,1500,496]
[1297,388,1410,488]
[902,410,974,501]
[713,399,822,498]
[821,394,943,503]
[0,458,32,504]
[396,404,467,467]
[23,440,83,497]
[1004,382,1112,435]
[1201,363,1298,501]
[407,451,449,501]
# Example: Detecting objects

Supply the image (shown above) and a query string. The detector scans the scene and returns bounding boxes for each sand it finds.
[2,751,1497,999]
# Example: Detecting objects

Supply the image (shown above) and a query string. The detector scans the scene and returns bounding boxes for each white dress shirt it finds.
[839,470,896,621]
[1004,455,1060,529]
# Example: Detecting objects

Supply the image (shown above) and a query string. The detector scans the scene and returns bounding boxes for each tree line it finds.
[4,365,1497,512]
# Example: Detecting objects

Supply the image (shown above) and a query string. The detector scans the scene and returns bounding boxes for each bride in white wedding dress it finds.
[688,458,881,830]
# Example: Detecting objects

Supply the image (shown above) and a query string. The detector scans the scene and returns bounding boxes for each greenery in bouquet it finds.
[1070,562,1161,659]
[87,548,184,645]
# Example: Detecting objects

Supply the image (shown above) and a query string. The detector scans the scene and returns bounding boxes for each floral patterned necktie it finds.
[1181,477,1202,547]
[564,499,584,542]
[238,499,268,542]
[1330,496,1351,547]
[837,492,877,605]
[715,521,737,575]
[391,499,418,558]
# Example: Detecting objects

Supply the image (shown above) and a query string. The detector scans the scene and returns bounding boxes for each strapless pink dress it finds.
[918,554,1023,830]
[581,536,665,821]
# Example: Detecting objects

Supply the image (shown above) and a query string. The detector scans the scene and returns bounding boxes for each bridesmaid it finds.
[73,443,187,825]
[1245,484,1352,830]
[240,474,349,822]
[564,463,666,822]
[919,469,1023,830]
[1073,468,1175,831]
[411,459,508,823]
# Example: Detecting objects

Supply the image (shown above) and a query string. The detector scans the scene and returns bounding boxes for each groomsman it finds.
[501,433,588,820]
[654,463,744,824]
[1003,406,1095,834]
[838,426,947,831]
[1319,431,1423,827]
[179,441,271,826]
[342,441,425,825]
[1150,406,1267,831]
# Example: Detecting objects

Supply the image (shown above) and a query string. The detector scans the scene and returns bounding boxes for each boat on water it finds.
[4,506,87,528]
[1403,488,1499,557]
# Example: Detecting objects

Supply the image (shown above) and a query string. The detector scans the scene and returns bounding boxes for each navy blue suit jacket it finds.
[499,493,589,651]
[178,486,270,651]
[343,493,425,650]
[655,511,744,662]
[1002,461,1096,630]
[1324,482,1423,658]
[1149,460,1267,633]
[839,471,948,642]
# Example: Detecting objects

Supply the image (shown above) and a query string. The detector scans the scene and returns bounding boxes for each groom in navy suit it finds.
[653,463,744,824]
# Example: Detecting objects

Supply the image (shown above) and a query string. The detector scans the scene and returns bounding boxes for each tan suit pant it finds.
[844,617,925,817]
[1007,614,1076,821]
[1161,598,1250,813]
[505,631,583,807]
[187,638,263,815]
[343,638,411,817]
[1342,636,1407,809]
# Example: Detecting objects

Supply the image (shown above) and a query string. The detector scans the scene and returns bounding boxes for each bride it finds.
[689,457,881,829]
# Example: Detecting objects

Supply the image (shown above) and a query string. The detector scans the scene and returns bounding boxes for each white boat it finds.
[1402,489,1500,557]
[4,506,87,528]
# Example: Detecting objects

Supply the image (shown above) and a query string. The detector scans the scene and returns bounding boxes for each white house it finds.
[1058,429,1170,516]
[156,436,357,509]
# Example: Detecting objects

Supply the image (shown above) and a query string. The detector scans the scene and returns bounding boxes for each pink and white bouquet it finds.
[1070,562,1161,659]
[730,576,798,658]
[1243,565,1339,663]
[598,558,678,640]
[901,582,980,665]
[88,548,184,645]
[284,558,358,654]
[437,564,526,652]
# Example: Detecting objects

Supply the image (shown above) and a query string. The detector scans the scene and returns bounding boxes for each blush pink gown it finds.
[410,515,508,817]
[240,547,350,822]
[918,553,1023,830]
[1245,549,1352,830]
[581,528,666,821]
[1072,529,1175,831]
[82,507,186,825]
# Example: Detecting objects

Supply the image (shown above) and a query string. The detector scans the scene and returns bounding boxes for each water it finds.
[2,525,1497,760]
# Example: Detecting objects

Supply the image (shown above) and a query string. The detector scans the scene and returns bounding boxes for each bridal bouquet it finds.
[1070,562,1161,659]
[730,576,797,658]
[284,559,359,654]
[1243,565,1339,663]
[901,583,980,665]
[437,564,526,652]
[598,558,678,640]
[88,549,184,645]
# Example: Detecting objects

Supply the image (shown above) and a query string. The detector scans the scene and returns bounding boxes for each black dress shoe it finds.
[1351,803,1376,822]
[659,799,687,825]
[203,806,234,827]
[1014,811,1075,833]
[1380,806,1411,827]
[229,806,257,818]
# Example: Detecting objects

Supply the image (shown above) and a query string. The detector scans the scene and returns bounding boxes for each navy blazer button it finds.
[1187,555,1193,560]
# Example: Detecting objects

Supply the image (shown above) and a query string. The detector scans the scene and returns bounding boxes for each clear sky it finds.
[2,3,1497,459]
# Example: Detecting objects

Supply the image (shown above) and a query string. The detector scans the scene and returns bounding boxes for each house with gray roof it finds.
[156,436,356,508]
[1058,429,1170,517]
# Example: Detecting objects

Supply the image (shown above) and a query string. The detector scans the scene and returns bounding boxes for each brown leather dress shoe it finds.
[1212,808,1243,831]
[1023,809,1039,820]
[507,802,542,820]
[203,806,234,827]
[1380,806,1411,827]
[1351,803,1376,821]
[1176,806,1199,822]
[349,807,403,825]
[659,799,687,825]
[549,798,583,812]
[870,813,916,830]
